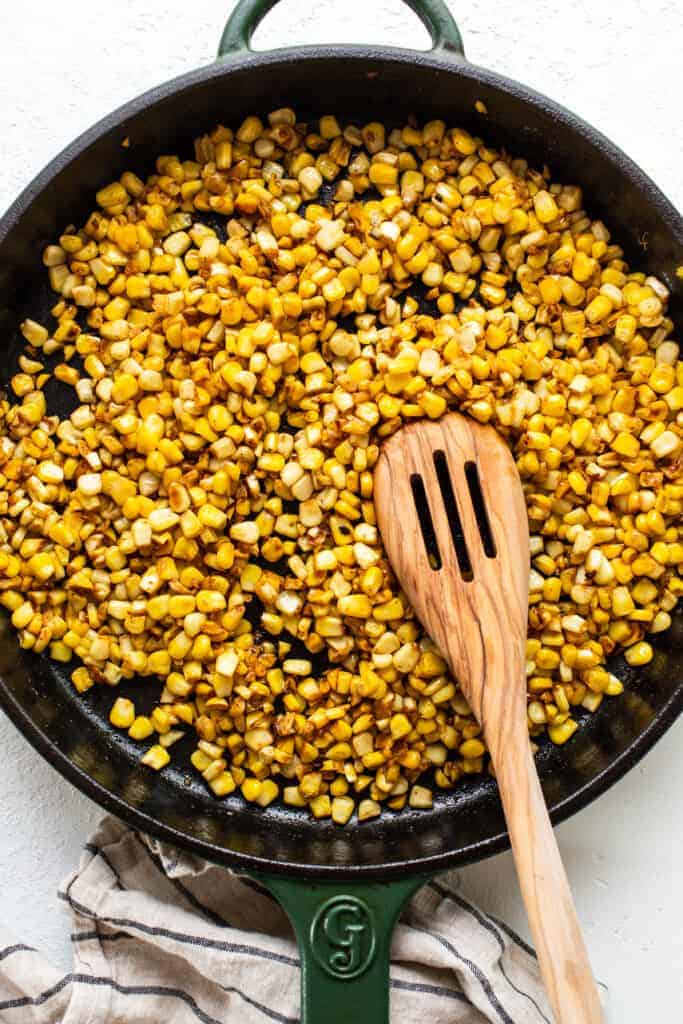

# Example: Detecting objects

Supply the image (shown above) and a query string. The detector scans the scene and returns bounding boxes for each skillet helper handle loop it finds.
[218,0,465,57]
[255,873,424,1024]
[493,744,605,1024]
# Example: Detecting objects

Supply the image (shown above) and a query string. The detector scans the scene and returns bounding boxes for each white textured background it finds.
[0,1,681,1020]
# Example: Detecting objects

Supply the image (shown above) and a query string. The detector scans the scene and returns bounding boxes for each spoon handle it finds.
[493,743,604,1024]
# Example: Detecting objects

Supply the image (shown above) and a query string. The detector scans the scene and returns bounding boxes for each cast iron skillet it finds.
[0,1,681,1019]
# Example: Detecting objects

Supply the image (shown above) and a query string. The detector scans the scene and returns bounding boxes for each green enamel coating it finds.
[218,0,465,57]
[256,873,427,1024]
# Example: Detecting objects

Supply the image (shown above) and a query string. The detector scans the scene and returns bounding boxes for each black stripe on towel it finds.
[390,977,469,1003]
[83,843,124,891]
[0,975,72,1012]
[58,888,299,967]
[411,922,516,1024]
[489,912,538,959]
[70,929,130,943]
[134,834,232,929]
[430,881,550,1024]
[0,944,36,962]
[71,930,468,1008]
[0,973,297,1024]
[431,879,537,958]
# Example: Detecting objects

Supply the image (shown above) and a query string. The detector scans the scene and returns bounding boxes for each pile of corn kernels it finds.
[1,110,681,824]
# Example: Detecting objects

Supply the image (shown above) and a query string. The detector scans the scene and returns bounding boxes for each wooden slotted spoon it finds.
[374,412,603,1024]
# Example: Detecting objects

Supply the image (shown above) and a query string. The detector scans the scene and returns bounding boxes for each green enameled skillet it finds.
[0,2,681,1020]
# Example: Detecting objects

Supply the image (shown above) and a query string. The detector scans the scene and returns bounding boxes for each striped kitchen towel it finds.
[0,815,569,1023]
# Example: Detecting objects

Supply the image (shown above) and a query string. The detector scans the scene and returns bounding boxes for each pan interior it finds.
[0,51,681,875]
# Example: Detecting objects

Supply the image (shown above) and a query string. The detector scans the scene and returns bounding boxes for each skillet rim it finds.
[1,654,681,878]
[2,46,682,246]
[0,44,681,879]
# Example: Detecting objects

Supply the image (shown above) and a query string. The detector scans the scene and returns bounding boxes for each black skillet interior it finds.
[0,49,681,878]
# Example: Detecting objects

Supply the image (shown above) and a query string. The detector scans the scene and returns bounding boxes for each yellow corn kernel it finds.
[109,697,135,729]
[331,796,355,825]
[141,744,171,770]
[358,799,381,821]
[624,641,653,667]
[96,182,128,209]
[71,666,94,693]
[533,191,559,223]
[390,713,412,740]
[310,794,332,818]
[373,597,404,621]
[256,780,279,807]
[612,433,640,458]
[129,715,155,740]
[548,720,578,745]
[459,738,486,759]
[210,772,236,797]
[408,785,433,809]
[612,587,635,617]
[338,594,372,618]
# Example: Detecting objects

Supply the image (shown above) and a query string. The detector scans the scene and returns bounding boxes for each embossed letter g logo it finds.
[324,902,366,974]
[310,896,376,979]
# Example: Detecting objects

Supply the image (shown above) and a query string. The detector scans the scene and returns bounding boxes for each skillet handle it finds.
[218,0,465,57]
[253,872,424,1024]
